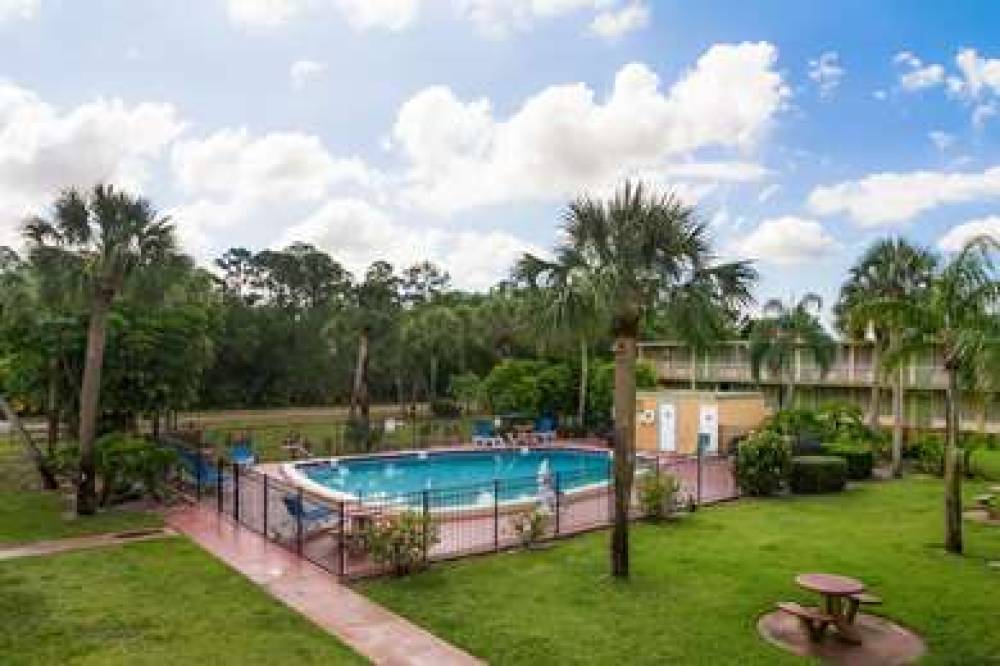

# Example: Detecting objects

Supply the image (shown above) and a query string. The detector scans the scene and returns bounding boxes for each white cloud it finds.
[938,216,1000,252]
[757,183,781,204]
[0,0,39,23]
[733,216,840,266]
[588,2,649,41]
[0,81,184,247]
[290,59,327,90]
[391,41,788,214]
[455,0,636,39]
[335,0,418,31]
[225,0,418,31]
[807,166,1000,226]
[973,101,998,128]
[171,127,375,201]
[894,50,945,91]
[278,198,544,289]
[659,161,770,182]
[807,51,844,99]
[928,130,955,151]
[951,48,1000,99]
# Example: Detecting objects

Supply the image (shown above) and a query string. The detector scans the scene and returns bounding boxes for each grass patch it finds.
[970,448,1000,481]
[0,538,364,664]
[361,478,1000,665]
[0,490,163,546]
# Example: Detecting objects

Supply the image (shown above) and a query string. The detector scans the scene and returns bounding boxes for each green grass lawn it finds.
[970,447,1000,481]
[362,478,1000,665]
[0,490,163,546]
[0,538,364,665]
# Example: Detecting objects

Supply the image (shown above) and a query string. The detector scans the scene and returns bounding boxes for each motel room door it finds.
[698,404,719,453]
[658,402,676,452]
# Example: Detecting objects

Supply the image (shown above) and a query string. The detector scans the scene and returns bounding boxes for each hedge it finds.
[825,443,874,480]
[789,456,847,494]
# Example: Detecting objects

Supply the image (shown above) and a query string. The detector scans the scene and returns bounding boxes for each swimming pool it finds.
[285,447,613,509]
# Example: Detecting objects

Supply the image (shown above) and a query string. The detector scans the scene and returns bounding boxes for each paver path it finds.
[167,504,483,666]
[0,527,176,561]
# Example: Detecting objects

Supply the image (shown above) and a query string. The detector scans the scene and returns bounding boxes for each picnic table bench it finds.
[777,573,882,644]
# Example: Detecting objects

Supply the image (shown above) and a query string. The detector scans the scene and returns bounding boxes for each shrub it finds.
[482,359,575,416]
[638,472,680,520]
[789,456,848,494]
[362,510,440,576]
[429,399,462,418]
[911,434,944,476]
[587,360,656,426]
[825,440,874,480]
[55,434,177,506]
[511,507,550,548]
[735,430,791,496]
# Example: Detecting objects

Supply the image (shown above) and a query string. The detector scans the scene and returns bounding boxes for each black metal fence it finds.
[161,437,738,579]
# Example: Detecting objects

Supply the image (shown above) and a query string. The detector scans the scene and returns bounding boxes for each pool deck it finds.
[167,502,484,665]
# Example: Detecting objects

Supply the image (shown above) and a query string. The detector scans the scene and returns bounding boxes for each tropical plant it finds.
[836,237,937,477]
[362,510,439,576]
[511,507,551,548]
[884,237,1000,554]
[734,430,791,496]
[517,181,756,578]
[638,471,680,520]
[24,185,178,514]
[749,294,835,409]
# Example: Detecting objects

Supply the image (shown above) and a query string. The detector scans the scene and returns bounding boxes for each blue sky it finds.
[1,1,999,317]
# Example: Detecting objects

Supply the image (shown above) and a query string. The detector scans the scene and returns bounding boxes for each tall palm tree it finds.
[749,294,835,409]
[514,257,604,428]
[835,238,937,477]
[518,181,756,578]
[24,185,177,515]
[887,236,1000,554]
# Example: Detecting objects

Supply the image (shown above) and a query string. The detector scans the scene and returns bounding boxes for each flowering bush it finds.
[362,510,439,576]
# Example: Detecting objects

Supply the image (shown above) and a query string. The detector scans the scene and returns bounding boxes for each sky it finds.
[1,0,999,318]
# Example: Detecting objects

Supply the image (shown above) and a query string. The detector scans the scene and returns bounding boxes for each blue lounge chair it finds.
[534,416,557,443]
[229,443,256,466]
[176,448,226,488]
[282,494,340,538]
[472,419,504,447]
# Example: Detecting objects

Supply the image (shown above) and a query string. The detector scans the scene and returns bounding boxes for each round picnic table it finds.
[795,573,866,643]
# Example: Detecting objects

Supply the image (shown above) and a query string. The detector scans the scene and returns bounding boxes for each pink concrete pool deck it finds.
[166,503,483,666]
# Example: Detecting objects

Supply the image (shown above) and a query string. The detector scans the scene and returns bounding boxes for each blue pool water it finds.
[298,447,612,506]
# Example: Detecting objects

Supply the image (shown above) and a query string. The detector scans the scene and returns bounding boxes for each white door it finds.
[658,403,676,452]
[698,404,719,453]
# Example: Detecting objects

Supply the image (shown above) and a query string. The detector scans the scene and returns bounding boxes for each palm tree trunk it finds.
[890,331,904,478]
[77,293,113,515]
[429,356,438,402]
[611,333,637,579]
[577,337,588,428]
[0,395,59,490]
[355,328,371,449]
[869,343,881,430]
[943,367,963,554]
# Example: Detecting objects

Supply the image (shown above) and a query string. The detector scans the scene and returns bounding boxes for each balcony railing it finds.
[652,361,950,389]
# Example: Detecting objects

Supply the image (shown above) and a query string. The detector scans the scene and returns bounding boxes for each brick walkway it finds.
[0,527,176,561]
[167,504,483,666]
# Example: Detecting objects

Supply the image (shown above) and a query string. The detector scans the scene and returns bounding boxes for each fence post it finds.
[195,452,203,501]
[696,441,704,509]
[554,472,561,536]
[216,457,223,513]
[296,488,304,555]
[422,490,430,562]
[233,463,240,522]
[262,474,269,537]
[338,500,346,578]
[493,479,500,551]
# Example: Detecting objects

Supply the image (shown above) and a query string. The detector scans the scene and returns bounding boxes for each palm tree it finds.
[887,236,1000,554]
[514,257,604,428]
[749,294,835,409]
[518,181,756,578]
[835,238,937,477]
[24,185,177,515]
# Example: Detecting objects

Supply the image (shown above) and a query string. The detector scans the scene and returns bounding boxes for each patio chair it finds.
[176,448,226,488]
[282,494,341,539]
[472,419,504,447]
[533,416,557,444]
[228,443,257,467]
